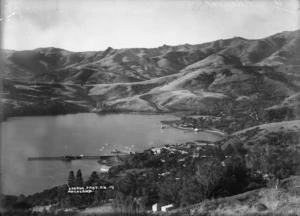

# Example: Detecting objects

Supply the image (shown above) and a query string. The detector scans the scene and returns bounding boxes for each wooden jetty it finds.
[28,155,119,162]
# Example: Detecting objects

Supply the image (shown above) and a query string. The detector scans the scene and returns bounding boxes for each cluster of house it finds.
[179,115,223,130]
[179,119,196,128]
[100,165,110,172]
[151,146,189,155]
[151,142,216,158]
[152,203,174,213]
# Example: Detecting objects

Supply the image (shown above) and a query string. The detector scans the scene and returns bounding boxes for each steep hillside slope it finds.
[1,79,94,120]
[220,120,300,154]
[169,186,300,216]
[88,30,300,113]
[265,92,300,119]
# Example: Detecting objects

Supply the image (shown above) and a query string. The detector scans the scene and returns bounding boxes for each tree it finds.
[195,158,224,198]
[13,194,32,210]
[222,156,250,195]
[68,171,75,187]
[179,176,204,206]
[57,185,68,207]
[76,169,84,187]
[226,156,248,183]
[115,173,138,196]
[158,175,182,206]
[250,147,300,188]
[86,171,99,186]
[70,194,82,207]
[17,194,25,203]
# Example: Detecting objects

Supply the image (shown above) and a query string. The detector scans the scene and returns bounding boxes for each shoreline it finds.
[172,123,226,136]
[1,110,190,122]
[161,120,226,137]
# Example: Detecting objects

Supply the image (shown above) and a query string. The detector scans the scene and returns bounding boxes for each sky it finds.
[1,0,300,51]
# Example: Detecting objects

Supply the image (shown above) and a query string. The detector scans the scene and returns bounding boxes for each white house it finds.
[151,147,162,154]
[161,204,174,212]
[100,165,110,172]
[192,153,199,158]
[152,203,161,212]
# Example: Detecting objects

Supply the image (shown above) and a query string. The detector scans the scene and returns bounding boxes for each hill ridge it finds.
[2,30,300,117]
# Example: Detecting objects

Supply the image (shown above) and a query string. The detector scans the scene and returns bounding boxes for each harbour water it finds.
[1,113,220,195]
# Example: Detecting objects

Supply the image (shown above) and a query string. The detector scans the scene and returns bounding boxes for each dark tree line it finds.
[67,170,83,187]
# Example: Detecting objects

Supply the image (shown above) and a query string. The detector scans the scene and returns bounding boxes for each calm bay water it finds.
[1,113,220,195]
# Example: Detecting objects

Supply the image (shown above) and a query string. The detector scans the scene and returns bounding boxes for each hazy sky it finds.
[2,0,300,51]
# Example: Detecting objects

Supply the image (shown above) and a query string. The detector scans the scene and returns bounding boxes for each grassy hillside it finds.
[0,79,94,120]
[169,184,300,216]
[87,31,300,114]
[2,30,300,118]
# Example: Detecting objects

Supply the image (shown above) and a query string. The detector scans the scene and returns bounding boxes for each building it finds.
[151,147,162,154]
[100,165,110,172]
[161,204,174,212]
[152,203,161,212]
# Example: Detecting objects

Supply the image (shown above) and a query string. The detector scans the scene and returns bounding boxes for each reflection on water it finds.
[1,113,220,195]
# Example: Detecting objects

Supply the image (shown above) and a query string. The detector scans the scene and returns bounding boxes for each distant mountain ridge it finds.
[1,30,300,117]
[3,30,299,85]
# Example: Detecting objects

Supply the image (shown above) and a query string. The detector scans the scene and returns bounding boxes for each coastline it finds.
[161,119,226,137]
[1,109,190,122]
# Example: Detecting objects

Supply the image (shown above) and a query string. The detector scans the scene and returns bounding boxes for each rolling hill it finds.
[1,30,300,118]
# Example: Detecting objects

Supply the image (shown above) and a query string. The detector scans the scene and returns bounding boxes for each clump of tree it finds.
[249,146,300,188]
[157,154,265,207]
[65,169,115,208]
